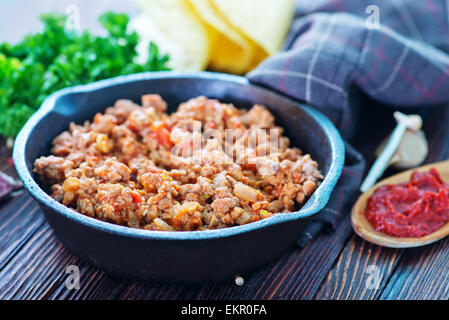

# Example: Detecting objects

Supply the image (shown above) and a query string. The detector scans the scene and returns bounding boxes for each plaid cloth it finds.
[247,0,449,246]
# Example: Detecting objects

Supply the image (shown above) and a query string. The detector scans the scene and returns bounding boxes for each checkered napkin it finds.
[247,0,449,246]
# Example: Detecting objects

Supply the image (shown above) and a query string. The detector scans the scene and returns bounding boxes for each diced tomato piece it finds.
[130,192,142,203]
[150,121,172,149]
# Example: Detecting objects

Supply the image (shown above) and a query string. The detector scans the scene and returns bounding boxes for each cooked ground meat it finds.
[34,95,323,231]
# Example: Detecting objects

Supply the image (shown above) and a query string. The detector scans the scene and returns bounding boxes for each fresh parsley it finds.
[0,12,170,138]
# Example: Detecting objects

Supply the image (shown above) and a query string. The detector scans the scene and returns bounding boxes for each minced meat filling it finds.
[34,95,323,231]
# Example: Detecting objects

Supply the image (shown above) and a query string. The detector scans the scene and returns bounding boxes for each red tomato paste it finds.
[364,168,449,238]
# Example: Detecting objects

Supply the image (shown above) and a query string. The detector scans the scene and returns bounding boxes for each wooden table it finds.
[1,100,449,300]
[1,0,449,301]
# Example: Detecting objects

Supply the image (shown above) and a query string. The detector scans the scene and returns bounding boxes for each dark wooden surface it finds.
[1,0,449,301]
[0,101,448,300]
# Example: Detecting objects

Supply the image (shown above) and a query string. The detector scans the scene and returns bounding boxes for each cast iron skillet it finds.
[13,72,345,282]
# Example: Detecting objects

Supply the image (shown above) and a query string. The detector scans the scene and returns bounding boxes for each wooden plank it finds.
[0,225,62,299]
[314,235,402,299]
[0,211,132,300]
[0,191,45,271]
[0,220,125,299]
[380,237,449,300]
[117,281,205,300]
[49,266,130,300]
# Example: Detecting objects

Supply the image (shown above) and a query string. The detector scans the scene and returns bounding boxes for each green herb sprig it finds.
[0,12,170,138]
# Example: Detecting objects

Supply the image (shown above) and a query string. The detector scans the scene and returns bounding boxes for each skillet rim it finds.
[12,71,345,240]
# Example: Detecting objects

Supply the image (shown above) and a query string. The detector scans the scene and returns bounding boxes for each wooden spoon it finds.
[351,160,449,248]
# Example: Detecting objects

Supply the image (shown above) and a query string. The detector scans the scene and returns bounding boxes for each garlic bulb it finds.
[376,129,428,169]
